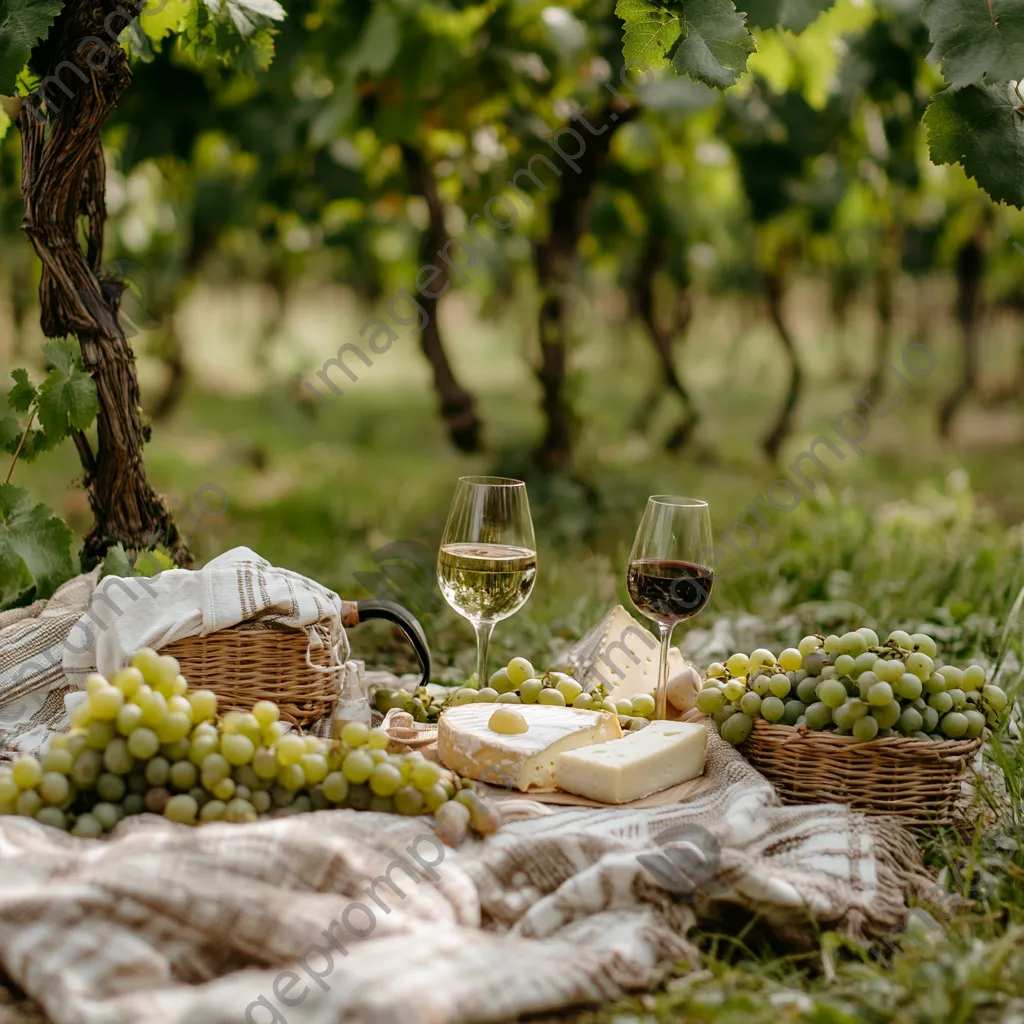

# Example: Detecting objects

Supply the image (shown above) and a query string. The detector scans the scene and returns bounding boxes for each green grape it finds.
[156,712,192,746]
[768,674,791,699]
[872,659,903,684]
[631,693,656,718]
[164,794,198,824]
[962,665,986,692]
[887,630,913,649]
[0,774,17,806]
[725,653,749,676]
[782,700,806,725]
[38,772,69,806]
[866,682,893,707]
[837,632,867,656]
[898,707,924,734]
[198,753,229,786]
[97,738,130,777]
[471,687,497,703]
[556,678,583,703]
[831,702,856,731]
[795,677,818,704]
[834,655,856,677]
[221,734,255,767]
[126,727,159,761]
[95,772,125,802]
[418,782,446,812]
[820,666,838,680]
[450,688,478,706]
[276,763,304,791]
[92,803,122,831]
[760,696,785,723]
[40,746,73,775]
[135,690,168,728]
[905,653,934,680]
[983,685,1008,713]
[910,634,937,658]
[86,721,116,751]
[964,710,986,738]
[487,668,514,694]
[250,747,278,780]
[515,679,540,704]
[857,627,880,647]
[34,806,67,830]
[316,770,347,804]
[696,687,726,715]
[706,662,726,679]
[852,716,879,742]
[614,699,634,717]
[712,705,737,727]
[122,793,145,815]
[250,701,279,728]
[739,691,762,717]
[924,673,948,695]
[394,786,425,816]
[12,755,43,790]
[211,777,235,801]
[873,701,902,729]
[817,680,847,709]
[169,761,198,790]
[720,712,754,745]
[368,750,389,765]
[187,689,218,723]
[940,712,969,739]
[289,795,313,814]
[342,750,374,784]
[224,798,257,823]
[71,812,103,837]
[235,785,253,803]
[188,734,218,769]
[748,648,776,673]
[71,750,103,787]
[406,761,440,792]
[893,673,923,700]
[921,706,939,733]
[369,763,403,797]
[798,635,823,657]
[339,721,369,748]
[805,702,833,731]
[233,766,260,791]
[538,688,566,706]
[361,729,387,753]
[946,688,967,710]
[929,691,954,714]
[777,648,802,672]
[937,665,963,688]
[89,686,124,721]
[112,667,144,697]
[301,754,329,785]
[722,680,745,701]
[252,790,272,814]
[198,799,226,822]
[572,693,594,710]
[493,692,519,705]
[852,652,877,676]
[162,738,191,763]
[506,658,535,687]
[275,734,306,766]
[752,674,772,696]
[802,651,827,676]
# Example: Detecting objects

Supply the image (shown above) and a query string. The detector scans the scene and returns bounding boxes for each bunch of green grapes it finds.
[0,648,498,845]
[374,686,447,723]
[421,657,654,727]
[695,628,1010,747]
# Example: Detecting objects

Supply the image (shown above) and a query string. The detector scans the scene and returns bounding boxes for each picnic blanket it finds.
[0,571,936,1024]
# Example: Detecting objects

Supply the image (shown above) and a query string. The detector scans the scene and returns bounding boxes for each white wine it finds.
[437,543,537,623]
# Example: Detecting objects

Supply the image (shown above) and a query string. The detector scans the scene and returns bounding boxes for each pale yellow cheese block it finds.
[593,605,687,702]
[553,720,707,804]
[437,703,622,792]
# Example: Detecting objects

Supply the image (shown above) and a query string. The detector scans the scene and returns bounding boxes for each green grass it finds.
[4,283,1024,1020]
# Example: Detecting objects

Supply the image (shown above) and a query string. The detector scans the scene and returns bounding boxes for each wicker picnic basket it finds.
[743,719,983,825]
[160,599,432,729]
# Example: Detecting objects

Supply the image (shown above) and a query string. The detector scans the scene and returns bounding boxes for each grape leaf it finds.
[0,415,20,453]
[0,483,74,608]
[924,85,1024,209]
[738,0,834,32]
[671,0,755,89]
[0,0,65,95]
[181,0,284,72]
[8,368,36,412]
[133,546,176,576]
[99,543,134,581]
[922,0,1024,90]
[36,340,98,441]
[615,0,682,68]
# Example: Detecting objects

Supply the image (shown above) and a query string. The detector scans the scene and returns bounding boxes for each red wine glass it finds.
[626,496,714,719]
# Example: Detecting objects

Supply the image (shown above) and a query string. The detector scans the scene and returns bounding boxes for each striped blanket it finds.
[0,575,935,1024]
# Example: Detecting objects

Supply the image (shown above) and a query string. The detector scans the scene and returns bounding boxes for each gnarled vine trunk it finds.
[17,0,187,567]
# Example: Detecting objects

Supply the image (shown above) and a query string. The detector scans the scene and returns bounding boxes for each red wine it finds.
[626,559,714,626]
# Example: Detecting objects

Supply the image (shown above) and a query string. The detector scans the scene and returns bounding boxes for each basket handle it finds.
[342,598,432,686]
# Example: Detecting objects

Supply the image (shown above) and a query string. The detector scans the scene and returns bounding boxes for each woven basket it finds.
[744,719,983,825]
[162,627,341,727]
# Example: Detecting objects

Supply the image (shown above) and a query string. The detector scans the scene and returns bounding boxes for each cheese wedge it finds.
[553,720,707,804]
[584,605,687,702]
[437,703,622,792]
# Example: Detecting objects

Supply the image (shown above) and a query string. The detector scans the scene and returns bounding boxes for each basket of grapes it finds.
[697,628,1010,826]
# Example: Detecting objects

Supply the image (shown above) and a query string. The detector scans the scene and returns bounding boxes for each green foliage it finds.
[0,0,64,95]
[741,0,834,32]
[925,84,1024,209]
[922,0,1024,90]
[100,543,178,580]
[672,0,755,87]
[616,0,681,68]
[0,482,75,608]
[179,0,285,73]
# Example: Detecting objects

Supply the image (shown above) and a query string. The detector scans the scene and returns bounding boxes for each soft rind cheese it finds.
[437,703,622,792]
[588,605,686,701]
[553,720,707,804]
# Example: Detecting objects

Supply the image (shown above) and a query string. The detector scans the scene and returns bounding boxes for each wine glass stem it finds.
[474,620,495,687]
[655,623,673,720]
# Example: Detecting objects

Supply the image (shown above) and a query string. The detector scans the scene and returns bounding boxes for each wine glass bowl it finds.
[437,476,537,687]
[627,496,713,719]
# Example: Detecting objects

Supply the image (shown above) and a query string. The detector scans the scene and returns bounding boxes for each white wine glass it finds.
[438,477,537,688]
[627,496,714,720]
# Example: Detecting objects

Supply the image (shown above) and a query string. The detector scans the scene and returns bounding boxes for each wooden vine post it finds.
[16,0,188,568]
